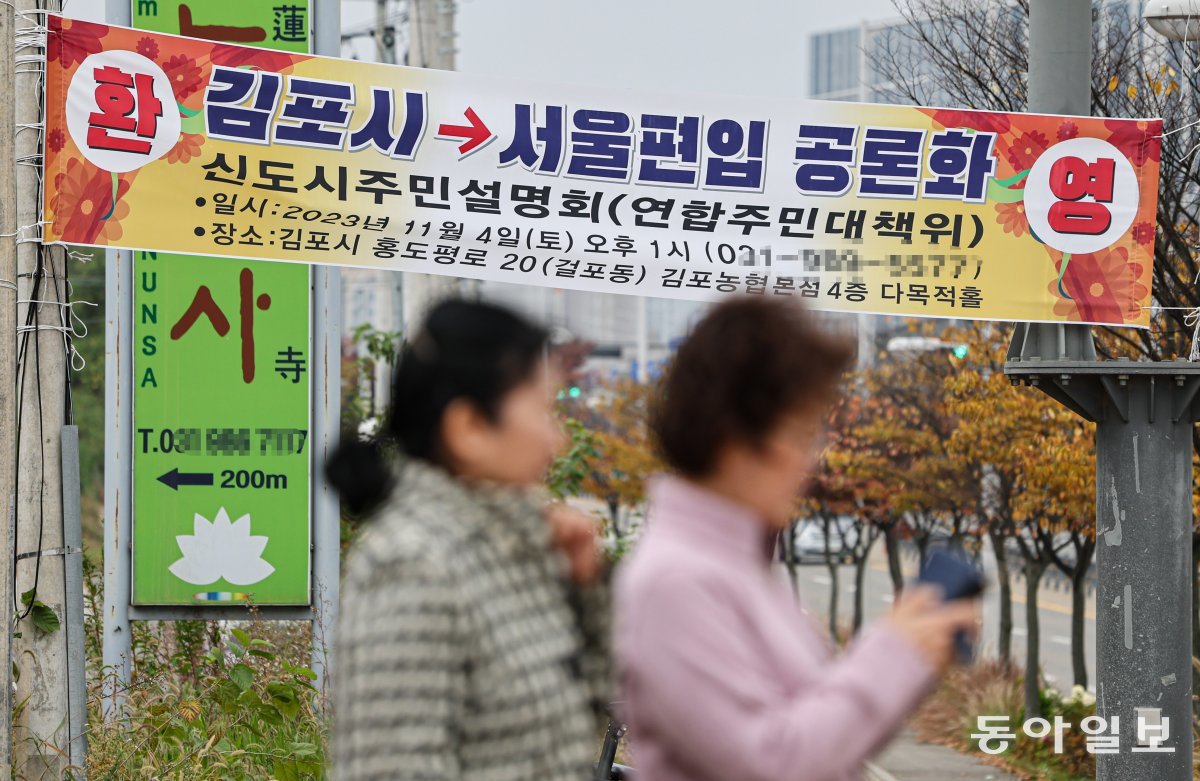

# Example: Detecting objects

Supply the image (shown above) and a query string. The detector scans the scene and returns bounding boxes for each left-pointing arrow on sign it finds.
[158,468,215,491]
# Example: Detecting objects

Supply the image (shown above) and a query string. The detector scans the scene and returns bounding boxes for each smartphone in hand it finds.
[917,548,985,664]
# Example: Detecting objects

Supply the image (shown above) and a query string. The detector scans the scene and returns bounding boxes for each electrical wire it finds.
[12,249,46,620]
[10,7,65,619]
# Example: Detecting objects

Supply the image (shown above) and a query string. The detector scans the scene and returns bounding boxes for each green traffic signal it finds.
[952,345,969,360]
[568,386,582,399]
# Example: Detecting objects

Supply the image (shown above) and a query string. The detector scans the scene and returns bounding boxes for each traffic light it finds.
[951,344,969,360]
[568,386,582,399]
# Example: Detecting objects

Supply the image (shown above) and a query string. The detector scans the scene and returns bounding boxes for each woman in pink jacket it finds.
[614,297,980,781]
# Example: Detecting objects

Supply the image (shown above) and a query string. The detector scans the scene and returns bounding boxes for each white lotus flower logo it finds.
[169,507,275,586]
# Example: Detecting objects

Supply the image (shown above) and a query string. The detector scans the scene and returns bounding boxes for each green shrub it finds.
[914,661,1094,781]
[79,553,330,780]
[86,624,328,780]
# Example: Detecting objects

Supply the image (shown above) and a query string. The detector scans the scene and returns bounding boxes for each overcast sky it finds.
[452,0,900,97]
[66,0,901,98]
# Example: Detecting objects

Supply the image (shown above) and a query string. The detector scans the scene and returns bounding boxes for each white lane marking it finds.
[864,762,901,781]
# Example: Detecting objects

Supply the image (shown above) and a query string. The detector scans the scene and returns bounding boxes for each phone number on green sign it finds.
[137,428,308,456]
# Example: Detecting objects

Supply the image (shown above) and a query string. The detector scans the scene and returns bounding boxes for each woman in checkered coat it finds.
[328,300,610,781]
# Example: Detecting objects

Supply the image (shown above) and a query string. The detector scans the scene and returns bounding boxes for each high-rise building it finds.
[475,283,705,379]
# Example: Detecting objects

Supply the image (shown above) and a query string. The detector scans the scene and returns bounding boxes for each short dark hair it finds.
[652,297,854,477]
[325,298,548,516]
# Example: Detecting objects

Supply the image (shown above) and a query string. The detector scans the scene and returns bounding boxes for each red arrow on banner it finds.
[436,108,494,157]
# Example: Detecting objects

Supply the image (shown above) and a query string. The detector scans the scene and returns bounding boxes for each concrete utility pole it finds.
[1006,2,1200,778]
[12,0,72,773]
[374,0,394,64]
[0,0,17,775]
[402,0,458,332]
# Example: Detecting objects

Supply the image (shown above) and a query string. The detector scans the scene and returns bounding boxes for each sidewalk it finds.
[866,731,1019,781]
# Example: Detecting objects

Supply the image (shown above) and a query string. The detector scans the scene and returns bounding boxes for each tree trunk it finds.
[784,520,800,598]
[1024,556,1046,720]
[914,526,930,564]
[852,532,876,635]
[1070,538,1095,690]
[823,517,839,643]
[883,521,904,596]
[826,558,839,643]
[990,527,1013,665]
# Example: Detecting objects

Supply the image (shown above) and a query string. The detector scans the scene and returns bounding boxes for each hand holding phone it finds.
[916,549,985,664]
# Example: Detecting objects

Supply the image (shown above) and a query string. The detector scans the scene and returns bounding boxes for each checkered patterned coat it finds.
[334,458,611,781]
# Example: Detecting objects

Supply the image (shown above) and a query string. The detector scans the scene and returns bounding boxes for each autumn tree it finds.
[853,324,982,594]
[797,392,891,637]
[944,323,1026,668]
[1013,408,1096,691]
[945,322,1096,717]
[570,378,664,540]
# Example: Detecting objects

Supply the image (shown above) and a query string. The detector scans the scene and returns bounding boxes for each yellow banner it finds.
[44,16,1162,326]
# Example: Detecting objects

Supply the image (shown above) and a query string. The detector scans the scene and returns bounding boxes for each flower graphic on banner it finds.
[169,507,275,586]
[43,15,306,225]
[1131,221,1156,246]
[1051,246,1147,324]
[47,128,65,154]
[995,201,1029,238]
[49,157,130,243]
[47,17,106,68]
[1057,120,1079,142]
[136,36,159,61]
[163,53,204,99]
[1105,119,1160,167]
[166,133,204,164]
[1006,131,1050,171]
[948,109,1158,326]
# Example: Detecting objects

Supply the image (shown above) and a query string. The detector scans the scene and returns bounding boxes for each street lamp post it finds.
[1006,3,1200,779]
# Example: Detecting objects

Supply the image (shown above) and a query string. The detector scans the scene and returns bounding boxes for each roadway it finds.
[789,541,1097,694]
[568,496,1099,693]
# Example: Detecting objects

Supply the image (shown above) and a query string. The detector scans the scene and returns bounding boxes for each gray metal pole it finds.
[1010,4,1197,778]
[100,247,133,720]
[61,426,86,776]
[312,0,342,707]
[101,0,134,724]
[1094,370,1194,780]
[1008,362,1200,779]
[0,0,16,772]
[1010,0,1097,365]
[1029,0,1091,115]
[1032,3,1189,778]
